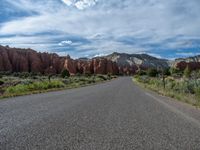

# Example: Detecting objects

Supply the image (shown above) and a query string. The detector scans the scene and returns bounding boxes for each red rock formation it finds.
[0,47,12,71]
[77,60,93,74]
[92,58,105,74]
[63,56,77,75]
[0,46,65,74]
[0,45,137,75]
[175,61,200,71]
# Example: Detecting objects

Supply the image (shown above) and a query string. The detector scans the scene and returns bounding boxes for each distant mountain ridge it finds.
[104,52,169,69]
[0,45,200,75]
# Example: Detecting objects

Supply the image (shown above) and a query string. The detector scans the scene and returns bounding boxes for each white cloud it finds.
[146,53,163,59]
[75,0,97,10]
[93,53,107,58]
[61,0,73,6]
[58,40,73,46]
[61,0,97,10]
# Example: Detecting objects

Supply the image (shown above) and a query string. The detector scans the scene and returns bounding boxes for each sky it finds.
[0,0,200,59]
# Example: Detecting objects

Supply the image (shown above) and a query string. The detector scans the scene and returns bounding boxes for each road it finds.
[1,77,200,150]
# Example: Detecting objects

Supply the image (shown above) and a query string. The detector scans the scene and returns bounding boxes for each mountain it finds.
[104,52,169,69]
[1,45,199,75]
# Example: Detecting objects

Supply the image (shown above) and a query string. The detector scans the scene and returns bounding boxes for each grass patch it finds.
[133,76,200,107]
[0,74,116,99]
[4,80,65,97]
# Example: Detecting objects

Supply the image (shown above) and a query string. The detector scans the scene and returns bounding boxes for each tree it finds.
[170,67,180,75]
[0,80,4,85]
[48,74,53,82]
[161,69,168,89]
[137,70,147,76]
[147,68,158,77]
[61,69,70,78]
[163,68,171,76]
[184,66,191,78]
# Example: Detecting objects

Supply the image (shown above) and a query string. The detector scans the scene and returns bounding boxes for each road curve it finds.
[1,77,200,150]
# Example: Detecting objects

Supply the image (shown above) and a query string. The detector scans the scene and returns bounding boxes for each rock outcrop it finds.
[63,57,120,75]
[172,55,200,70]
[4,45,194,75]
[104,52,169,71]
[0,45,65,74]
[0,46,121,75]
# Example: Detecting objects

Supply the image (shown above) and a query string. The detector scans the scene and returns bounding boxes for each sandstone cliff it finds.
[0,45,66,74]
[0,46,121,75]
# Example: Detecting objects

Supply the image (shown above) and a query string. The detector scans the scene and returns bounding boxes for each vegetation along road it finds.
[1,77,200,149]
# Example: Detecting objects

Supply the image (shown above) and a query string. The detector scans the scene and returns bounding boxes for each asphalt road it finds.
[1,77,200,150]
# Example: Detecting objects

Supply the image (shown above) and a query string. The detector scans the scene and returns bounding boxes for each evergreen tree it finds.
[61,69,70,78]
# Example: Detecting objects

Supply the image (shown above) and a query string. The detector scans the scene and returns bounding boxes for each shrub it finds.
[184,66,191,78]
[163,68,171,76]
[0,71,12,76]
[195,86,200,105]
[0,80,4,85]
[147,68,158,77]
[170,67,180,74]
[5,80,65,95]
[97,75,107,81]
[85,73,92,77]
[137,70,147,76]
[61,69,70,78]
[107,73,112,79]
[195,88,200,100]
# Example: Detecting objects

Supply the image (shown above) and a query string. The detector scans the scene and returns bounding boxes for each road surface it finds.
[1,77,200,150]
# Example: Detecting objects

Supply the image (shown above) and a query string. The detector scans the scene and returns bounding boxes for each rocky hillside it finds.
[172,55,200,70]
[104,52,169,70]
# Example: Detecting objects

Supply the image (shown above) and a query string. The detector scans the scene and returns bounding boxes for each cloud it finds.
[93,53,107,58]
[75,0,97,10]
[61,0,73,6]
[0,0,200,58]
[58,40,73,46]
[146,53,163,59]
[61,0,97,10]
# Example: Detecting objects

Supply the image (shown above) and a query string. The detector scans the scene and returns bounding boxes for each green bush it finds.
[61,69,70,78]
[97,75,107,81]
[184,66,191,78]
[195,88,200,100]
[147,68,158,77]
[0,80,4,85]
[163,68,171,76]
[170,67,180,74]
[137,70,147,76]
[5,80,65,95]
[0,71,12,76]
